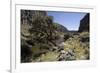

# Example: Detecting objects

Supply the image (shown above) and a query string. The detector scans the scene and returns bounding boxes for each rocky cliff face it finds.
[78,13,90,32]
[21,10,47,25]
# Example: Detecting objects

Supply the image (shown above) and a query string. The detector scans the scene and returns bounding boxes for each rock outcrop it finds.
[21,10,47,25]
[78,13,90,32]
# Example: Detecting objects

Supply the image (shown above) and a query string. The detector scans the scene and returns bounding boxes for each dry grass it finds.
[64,32,89,60]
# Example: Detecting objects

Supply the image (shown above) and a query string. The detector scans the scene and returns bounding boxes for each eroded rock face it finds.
[78,13,90,32]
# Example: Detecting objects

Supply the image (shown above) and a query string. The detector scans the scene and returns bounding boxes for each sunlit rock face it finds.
[78,13,90,32]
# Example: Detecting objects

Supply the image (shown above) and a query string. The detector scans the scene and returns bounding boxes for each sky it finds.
[47,11,87,31]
